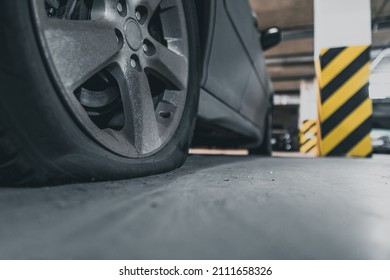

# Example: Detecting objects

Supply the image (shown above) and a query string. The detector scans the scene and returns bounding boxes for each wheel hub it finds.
[34,0,189,157]
[124,19,142,51]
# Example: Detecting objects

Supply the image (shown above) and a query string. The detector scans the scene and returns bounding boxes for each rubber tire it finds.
[249,108,273,156]
[0,0,200,186]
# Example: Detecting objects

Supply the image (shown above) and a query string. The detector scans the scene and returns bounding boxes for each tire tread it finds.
[0,0,199,187]
[0,119,36,186]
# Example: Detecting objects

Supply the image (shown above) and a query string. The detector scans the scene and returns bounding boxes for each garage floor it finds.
[0,155,389,260]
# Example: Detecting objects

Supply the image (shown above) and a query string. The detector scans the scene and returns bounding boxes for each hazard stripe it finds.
[306,144,318,153]
[321,63,370,122]
[320,48,330,56]
[305,125,318,138]
[317,45,372,158]
[302,122,316,135]
[301,137,318,153]
[321,84,369,138]
[321,47,370,103]
[301,127,318,146]
[328,117,372,156]
[300,119,318,154]
[320,46,366,89]
[320,47,346,69]
[347,134,372,157]
[322,98,372,155]
[320,47,367,89]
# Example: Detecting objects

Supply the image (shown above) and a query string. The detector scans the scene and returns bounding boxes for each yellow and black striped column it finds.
[300,120,319,155]
[317,46,373,157]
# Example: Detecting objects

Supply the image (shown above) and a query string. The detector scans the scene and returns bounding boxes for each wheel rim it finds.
[32,0,189,157]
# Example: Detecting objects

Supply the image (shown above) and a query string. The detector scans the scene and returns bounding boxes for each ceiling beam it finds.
[267,47,386,66]
[271,75,315,82]
[282,28,314,41]
[279,17,390,42]
[266,54,314,66]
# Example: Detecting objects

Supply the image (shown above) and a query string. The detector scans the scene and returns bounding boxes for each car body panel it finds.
[372,128,390,154]
[202,0,253,112]
[195,0,274,147]
[373,98,390,129]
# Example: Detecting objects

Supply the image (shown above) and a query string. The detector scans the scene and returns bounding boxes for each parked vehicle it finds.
[269,125,298,152]
[373,98,390,130]
[271,130,293,152]
[372,129,390,154]
[0,0,277,185]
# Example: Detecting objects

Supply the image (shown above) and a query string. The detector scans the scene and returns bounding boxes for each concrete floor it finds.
[0,155,389,260]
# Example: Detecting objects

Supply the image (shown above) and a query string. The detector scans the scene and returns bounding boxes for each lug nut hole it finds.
[159,111,172,119]
[115,29,124,47]
[117,0,127,17]
[142,40,156,55]
[130,55,140,70]
[135,6,148,24]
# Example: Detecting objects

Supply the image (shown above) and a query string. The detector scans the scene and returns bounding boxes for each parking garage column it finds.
[314,0,373,157]
[299,80,320,156]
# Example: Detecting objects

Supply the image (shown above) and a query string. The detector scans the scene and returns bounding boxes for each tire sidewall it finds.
[0,0,200,184]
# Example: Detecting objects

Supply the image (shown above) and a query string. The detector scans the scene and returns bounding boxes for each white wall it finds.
[299,80,318,126]
[314,0,372,57]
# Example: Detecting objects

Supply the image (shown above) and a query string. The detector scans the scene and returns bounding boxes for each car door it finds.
[201,0,271,130]
[201,0,254,113]
[224,0,272,126]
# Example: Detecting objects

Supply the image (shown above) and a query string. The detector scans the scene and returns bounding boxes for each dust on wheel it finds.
[0,0,199,186]
[32,0,190,157]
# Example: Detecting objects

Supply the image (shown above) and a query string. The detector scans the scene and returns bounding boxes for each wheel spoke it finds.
[143,40,188,90]
[32,0,189,157]
[42,19,121,91]
[90,0,126,20]
[114,58,161,154]
[134,0,162,15]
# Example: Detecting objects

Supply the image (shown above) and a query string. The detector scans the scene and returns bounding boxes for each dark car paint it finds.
[372,129,390,154]
[194,0,273,148]
[373,98,390,129]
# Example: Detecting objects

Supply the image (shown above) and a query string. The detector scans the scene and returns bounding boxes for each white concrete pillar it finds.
[314,0,373,157]
[299,80,317,127]
[314,0,372,56]
[299,80,320,155]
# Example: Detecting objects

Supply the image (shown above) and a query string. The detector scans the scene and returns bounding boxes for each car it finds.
[372,98,390,154]
[271,126,298,152]
[372,129,390,154]
[373,98,390,130]
[0,0,277,186]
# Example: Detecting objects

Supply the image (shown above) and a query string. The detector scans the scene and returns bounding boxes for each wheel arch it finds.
[194,0,216,84]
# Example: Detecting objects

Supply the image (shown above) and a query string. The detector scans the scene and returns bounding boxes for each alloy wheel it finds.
[32,0,189,157]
